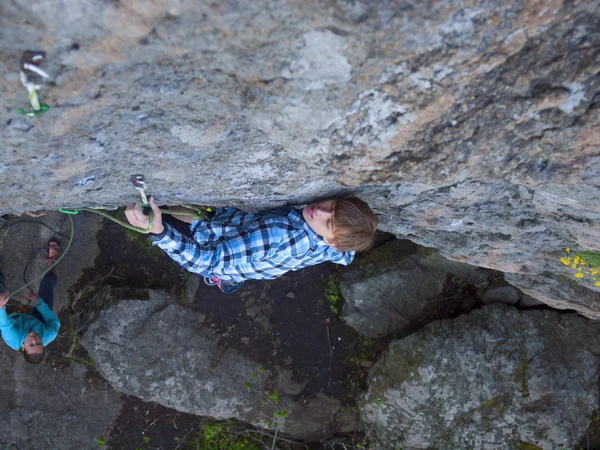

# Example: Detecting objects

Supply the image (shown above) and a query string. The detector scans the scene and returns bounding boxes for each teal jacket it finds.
[0,299,60,350]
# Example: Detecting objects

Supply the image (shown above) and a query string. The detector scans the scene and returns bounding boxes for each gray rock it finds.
[479,279,522,305]
[0,345,120,450]
[519,294,545,308]
[361,306,600,450]
[0,1,599,316]
[81,289,341,438]
[340,240,490,337]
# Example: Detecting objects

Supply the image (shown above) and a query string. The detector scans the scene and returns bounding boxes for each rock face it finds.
[0,345,121,450]
[81,290,341,439]
[340,240,490,337]
[360,305,600,450]
[1,1,599,315]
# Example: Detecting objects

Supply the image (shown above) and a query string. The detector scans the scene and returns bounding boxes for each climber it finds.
[124,197,378,293]
[0,242,61,364]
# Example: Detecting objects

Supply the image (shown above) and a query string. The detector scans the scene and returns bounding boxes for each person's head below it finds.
[21,331,44,364]
[302,197,378,252]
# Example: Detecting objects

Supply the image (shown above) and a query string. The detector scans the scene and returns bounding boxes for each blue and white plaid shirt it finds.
[151,206,355,282]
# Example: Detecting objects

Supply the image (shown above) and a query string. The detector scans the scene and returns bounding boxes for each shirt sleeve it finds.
[151,223,228,275]
[0,308,21,350]
[35,298,60,341]
[330,250,355,266]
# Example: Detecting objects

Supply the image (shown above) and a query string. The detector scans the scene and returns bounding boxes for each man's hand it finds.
[124,197,164,234]
[0,292,10,309]
[25,292,38,304]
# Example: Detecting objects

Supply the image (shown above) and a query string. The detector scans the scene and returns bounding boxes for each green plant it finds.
[188,423,263,450]
[451,276,468,294]
[245,369,291,448]
[96,436,105,448]
[560,248,600,285]
[323,275,341,314]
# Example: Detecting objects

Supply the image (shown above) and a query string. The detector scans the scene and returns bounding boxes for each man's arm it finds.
[151,223,224,274]
[34,298,60,338]
[124,198,225,274]
[0,292,21,350]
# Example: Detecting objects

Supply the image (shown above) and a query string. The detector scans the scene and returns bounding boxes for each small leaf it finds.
[267,389,280,404]
[244,382,252,390]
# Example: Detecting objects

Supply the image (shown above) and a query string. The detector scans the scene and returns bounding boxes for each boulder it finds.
[81,289,341,439]
[340,240,489,337]
[479,279,522,305]
[0,345,121,450]
[360,305,600,450]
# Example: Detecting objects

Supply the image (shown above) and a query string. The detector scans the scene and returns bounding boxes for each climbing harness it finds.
[16,51,50,117]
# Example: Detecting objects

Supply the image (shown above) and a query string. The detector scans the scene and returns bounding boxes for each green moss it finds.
[123,228,165,259]
[355,240,417,268]
[533,428,548,440]
[387,349,424,383]
[515,442,542,450]
[557,274,579,288]
[513,341,530,398]
[481,394,507,417]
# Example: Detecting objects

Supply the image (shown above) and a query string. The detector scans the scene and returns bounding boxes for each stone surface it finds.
[81,289,342,438]
[361,305,600,450]
[0,2,599,313]
[479,279,522,305]
[519,293,545,308]
[341,240,490,337]
[0,344,121,450]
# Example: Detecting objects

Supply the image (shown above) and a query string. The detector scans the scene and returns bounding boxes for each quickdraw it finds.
[58,175,211,234]
[17,51,50,117]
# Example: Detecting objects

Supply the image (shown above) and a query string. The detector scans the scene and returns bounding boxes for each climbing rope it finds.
[3,203,209,302]
[58,204,208,234]
[2,175,210,299]
[6,214,74,300]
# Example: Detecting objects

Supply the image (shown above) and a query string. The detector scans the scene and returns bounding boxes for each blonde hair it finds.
[331,198,378,252]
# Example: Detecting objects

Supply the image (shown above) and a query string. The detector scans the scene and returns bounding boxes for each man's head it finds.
[302,197,378,251]
[21,332,44,364]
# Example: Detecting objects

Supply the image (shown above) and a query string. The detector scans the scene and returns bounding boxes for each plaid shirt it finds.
[151,206,355,282]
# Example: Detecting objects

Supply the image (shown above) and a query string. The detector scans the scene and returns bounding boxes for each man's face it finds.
[22,332,43,355]
[302,199,336,246]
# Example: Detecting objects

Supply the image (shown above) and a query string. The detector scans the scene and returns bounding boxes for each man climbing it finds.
[124,197,378,293]
[0,242,61,364]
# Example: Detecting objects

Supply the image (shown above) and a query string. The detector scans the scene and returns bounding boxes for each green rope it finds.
[8,214,75,299]
[3,204,209,301]
[59,204,209,234]
[79,207,153,234]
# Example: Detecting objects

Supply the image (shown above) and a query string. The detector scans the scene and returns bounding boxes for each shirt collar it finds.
[290,208,329,246]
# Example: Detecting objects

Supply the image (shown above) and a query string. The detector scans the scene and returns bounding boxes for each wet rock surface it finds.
[361,305,600,450]
[1,0,599,316]
[0,346,121,450]
[80,289,343,439]
[341,240,489,338]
